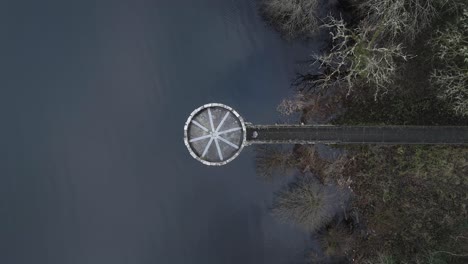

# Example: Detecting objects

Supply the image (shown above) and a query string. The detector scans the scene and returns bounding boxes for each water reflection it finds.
[0,0,321,263]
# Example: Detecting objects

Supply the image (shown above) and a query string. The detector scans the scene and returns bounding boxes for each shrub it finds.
[277,92,309,116]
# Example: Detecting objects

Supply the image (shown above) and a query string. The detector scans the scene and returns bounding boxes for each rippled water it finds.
[0,0,321,263]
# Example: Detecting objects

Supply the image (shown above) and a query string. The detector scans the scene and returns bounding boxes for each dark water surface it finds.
[0,0,320,263]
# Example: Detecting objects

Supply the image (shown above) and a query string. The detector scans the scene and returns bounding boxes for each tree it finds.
[271,175,349,232]
[259,0,320,39]
[431,7,468,116]
[309,16,409,98]
[353,0,452,42]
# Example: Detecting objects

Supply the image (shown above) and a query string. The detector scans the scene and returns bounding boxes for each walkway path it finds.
[246,125,468,145]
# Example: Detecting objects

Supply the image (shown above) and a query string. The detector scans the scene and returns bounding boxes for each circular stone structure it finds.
[184,103,246,166]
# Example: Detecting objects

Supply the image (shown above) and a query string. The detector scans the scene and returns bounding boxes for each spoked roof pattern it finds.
[184,104,246,166]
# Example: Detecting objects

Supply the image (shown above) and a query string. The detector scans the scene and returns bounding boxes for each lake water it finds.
[0,0,321,263]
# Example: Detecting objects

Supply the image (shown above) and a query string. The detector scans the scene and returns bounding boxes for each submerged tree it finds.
[255,145,296,181]
[271,175,349,232]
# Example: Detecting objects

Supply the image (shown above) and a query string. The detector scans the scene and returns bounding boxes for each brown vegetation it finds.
[342,146,468,263]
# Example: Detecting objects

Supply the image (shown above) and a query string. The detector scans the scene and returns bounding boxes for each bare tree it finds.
[431,7,468,116]
[272,175,349,232]
[310,16,409,98]
[259,0,320,39]
[353,0,452,42]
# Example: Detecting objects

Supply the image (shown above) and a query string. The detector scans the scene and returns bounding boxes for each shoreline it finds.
[256,0,468,263]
